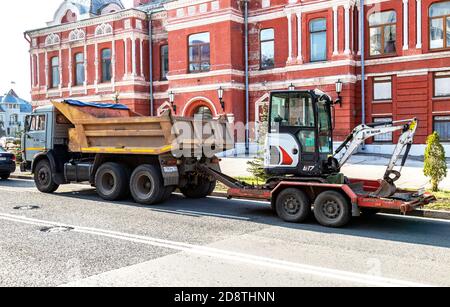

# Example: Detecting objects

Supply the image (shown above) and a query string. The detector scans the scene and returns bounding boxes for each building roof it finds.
[136,0,174,12]
[0,90,32,113]
[90,0,125,15]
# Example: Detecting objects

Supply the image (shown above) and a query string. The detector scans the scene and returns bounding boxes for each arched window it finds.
[369,11,397,56]
[95,23,113,37]
[101,49,112,83]
[51,57,60,88]
[45,33,60,46]
[430,1,450,49]
[74,53,85,86]
[310,18,327,62]
[194,106,213,120]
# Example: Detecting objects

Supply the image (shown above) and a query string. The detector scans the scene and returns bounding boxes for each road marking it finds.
[176,210,250,221]
[0,212,432,287]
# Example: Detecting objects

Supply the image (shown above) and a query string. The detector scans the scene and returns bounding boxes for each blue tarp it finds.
[64,100,129,110]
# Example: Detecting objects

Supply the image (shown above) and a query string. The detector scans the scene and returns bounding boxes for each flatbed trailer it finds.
[200,165,436,227]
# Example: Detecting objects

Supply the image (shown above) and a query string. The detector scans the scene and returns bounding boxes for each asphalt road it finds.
[1,178,450,287]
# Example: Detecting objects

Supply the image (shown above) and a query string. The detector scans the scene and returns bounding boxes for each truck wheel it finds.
[180,179,216,199]
[275,188,311,223]
[1,173,10,180]
[130,165,164,205]
[314,191,351,228]
[95,163,130,201]
[34,160,59,193]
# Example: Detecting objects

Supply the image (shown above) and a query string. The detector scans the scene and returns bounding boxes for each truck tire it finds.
[314,191,351,228]
[130,165,164,205]
[95,163,130,201]
[180,179,216,199]
[34,160,59,193]
[1,173,10,180]
[275,188,311,223]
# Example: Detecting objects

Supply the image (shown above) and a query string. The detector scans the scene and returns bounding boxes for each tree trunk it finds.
[432,180,439,192]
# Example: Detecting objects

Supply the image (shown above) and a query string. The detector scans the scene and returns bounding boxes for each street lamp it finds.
[169,91,176,114]
[335,79,343,107]
[288,83,296,91]
[218,86,225,111]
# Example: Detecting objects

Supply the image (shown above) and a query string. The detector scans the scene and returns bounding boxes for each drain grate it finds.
[40,226,74,233]
[14,205,40,211]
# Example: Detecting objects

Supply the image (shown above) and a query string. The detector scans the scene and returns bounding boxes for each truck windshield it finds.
[270,92,314,128]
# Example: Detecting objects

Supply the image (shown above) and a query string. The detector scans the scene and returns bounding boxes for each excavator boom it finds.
[334,118,418,197]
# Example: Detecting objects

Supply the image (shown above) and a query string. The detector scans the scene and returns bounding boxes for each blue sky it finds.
[0,0,133,101]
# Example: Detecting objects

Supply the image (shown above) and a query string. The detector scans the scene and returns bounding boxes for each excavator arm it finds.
[334,118,418,197]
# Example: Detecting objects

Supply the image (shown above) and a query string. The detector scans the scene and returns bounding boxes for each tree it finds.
[424,132,448,192]
[247,104,270,182]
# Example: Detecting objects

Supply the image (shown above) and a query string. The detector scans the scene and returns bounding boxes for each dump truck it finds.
[22,92,435,228]
[21,100,233,205]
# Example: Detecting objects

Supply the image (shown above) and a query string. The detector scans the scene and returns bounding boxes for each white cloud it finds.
[0,0,135,100]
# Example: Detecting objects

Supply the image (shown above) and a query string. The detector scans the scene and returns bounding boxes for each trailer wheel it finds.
[314,191,351,228]
[275,188,311,223]
[180,179,216,199]
[95,163,130,201]
[130,165,164,205]
[34,160,59,193]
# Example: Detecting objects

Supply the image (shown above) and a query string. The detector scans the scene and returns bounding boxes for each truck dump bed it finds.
[52,100,234,156]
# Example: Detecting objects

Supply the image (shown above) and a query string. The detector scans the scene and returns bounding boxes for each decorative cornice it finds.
[26,9,147,38]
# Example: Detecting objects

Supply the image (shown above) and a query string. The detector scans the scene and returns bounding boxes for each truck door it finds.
[265,91,319,176]
[23,114,47,162]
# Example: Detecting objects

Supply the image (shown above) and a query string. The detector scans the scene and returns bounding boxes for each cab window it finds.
[270,93,315,128]
[317,100,332,154]
[27,115,46,132]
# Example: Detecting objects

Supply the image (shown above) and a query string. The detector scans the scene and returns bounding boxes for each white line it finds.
[176,210,250,221]
[0,213,432,287]
[378,213,450,224]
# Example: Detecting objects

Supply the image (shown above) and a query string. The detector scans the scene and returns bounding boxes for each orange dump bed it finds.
[52,101,234,156]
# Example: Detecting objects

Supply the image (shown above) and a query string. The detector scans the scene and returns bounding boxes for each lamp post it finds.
[288,83,295,91]
[335,79,343,107]
[169,91,176,114]
[218,86,225,111]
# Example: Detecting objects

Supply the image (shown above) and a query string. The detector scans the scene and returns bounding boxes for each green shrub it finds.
[247,156,270,183]
[424,132,447,192]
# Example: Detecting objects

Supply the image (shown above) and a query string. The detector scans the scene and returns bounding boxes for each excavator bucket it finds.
[371,180,398,198]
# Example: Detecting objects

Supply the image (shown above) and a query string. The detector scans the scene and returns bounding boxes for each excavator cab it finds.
[264,90,335,177]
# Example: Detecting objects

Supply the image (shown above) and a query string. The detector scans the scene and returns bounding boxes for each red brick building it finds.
[25,0,450,155]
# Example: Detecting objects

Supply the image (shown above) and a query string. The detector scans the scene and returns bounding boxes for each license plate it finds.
[0,157,6,161]
[163,166,178,173]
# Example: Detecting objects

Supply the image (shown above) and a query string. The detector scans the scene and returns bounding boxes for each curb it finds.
[10,174,33,181]
[9,175,450,221]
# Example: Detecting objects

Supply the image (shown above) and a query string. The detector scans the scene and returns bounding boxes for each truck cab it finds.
[21,105,71,176]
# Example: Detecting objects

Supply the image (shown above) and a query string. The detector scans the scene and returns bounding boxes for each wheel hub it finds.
[322,200,341,219]
[284,196,300,215]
